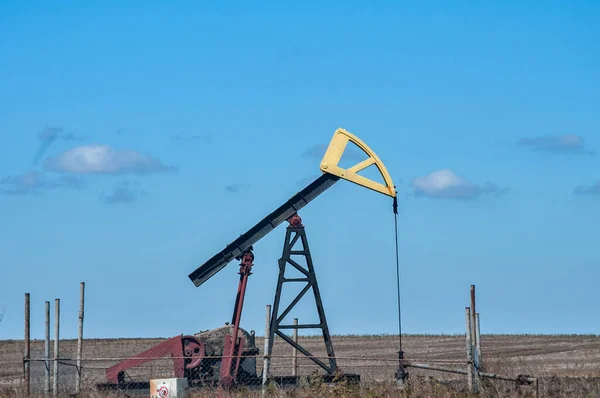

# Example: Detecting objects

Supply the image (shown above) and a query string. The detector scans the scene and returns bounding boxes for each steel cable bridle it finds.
[393,194,402,353]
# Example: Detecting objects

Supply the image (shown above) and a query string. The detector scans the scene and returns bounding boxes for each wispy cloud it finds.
[32,126,61,164]
[39,126,64,141]
[43,144,178,175]
[171,134,211,144]
[517,134,595,155]
[32,126,85,164]
[101,181,146,204]
[573,180,600,196]
[225,183,250,193]
[411,169,508,201]
[0,170,85,196]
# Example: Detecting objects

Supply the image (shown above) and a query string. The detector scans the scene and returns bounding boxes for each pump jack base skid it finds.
[96,373,360,393]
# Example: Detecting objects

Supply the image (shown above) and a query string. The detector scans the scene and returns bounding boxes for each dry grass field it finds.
[2,333,600,397]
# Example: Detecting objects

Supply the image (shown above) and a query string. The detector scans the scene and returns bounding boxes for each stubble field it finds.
[2,333,600,397]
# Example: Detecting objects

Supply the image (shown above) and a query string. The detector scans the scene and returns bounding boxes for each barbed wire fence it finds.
[5,282,544,397]
[3,352,536,397]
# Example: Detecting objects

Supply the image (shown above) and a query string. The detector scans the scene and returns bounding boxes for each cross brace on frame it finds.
[267,214,337,375]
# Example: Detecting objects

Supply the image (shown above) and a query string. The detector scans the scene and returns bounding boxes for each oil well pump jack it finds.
[99,128,399,392]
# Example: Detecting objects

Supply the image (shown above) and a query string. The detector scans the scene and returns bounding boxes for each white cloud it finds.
[412,169,507,200]
[43,144,178,175]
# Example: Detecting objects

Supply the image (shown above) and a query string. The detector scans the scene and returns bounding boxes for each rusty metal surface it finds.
[105,335,203,383]
[101,324,260,389]
[182,336,204,370]
[220,250,254,387]
[193,325,254,356]
[287,213,303,227]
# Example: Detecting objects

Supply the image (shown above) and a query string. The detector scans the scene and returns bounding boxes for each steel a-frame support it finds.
[267,215,337,375]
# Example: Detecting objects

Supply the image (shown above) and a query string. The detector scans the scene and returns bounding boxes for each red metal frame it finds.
[219,249,254,387]
[105,335,204,383]
[105,249,255,388]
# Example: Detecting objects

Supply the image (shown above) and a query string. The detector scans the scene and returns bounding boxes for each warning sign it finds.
[157,385,169,398]
[150,378,188,398]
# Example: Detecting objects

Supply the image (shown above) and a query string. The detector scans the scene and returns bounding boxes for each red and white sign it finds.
[157,385,169,398]
[150,378,188,398]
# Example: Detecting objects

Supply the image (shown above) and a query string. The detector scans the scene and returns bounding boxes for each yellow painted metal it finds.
[320,128,397,198]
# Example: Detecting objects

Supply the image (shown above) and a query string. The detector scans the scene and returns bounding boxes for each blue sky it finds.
[1,1,599,341]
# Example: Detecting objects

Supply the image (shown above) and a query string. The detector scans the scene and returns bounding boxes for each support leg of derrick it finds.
[267,215,338,375]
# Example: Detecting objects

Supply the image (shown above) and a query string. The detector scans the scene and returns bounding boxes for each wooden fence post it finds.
[75,282,85,394]
[470,285,479,368]
[24,293,30,397]
[53,299,60,397]
[45,301,50,396]
[262,304,271,394]
[465,306,477,393]
[476,312,482,367]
